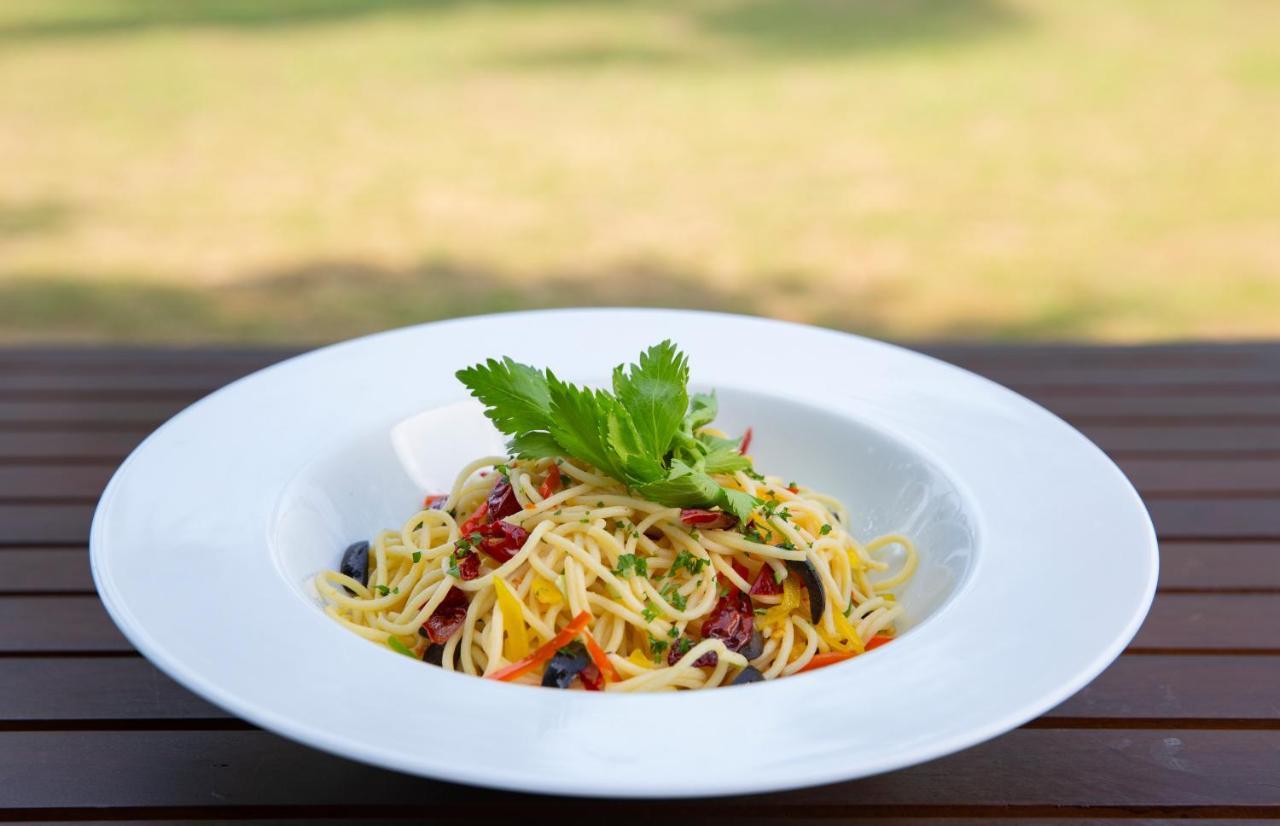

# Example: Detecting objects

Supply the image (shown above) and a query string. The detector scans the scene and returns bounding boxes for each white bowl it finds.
[91,309,1157,797]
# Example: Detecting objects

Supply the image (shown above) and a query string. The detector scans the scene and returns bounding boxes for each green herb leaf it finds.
[614,553,649,579]
[820,523,833,536]
[684,392,718,431]
[411,551,422,563]
[456,357,553,434]
[506,430,564,460]
[612,340,688,461]
[386,636,415,658]
[545,373,628,482]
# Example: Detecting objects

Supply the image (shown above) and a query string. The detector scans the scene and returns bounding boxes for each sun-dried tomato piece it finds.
[667,638,718,668]
[701,590,754,653]
[749,565,783,596]
[680,508,738,530]
[420,586,470,644]
[486,477,522,520]
[471,521,530,563]
[455,550,480,580]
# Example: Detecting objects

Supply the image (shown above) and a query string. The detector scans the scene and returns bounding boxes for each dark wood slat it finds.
[5,819,1274,824]
[0,549,95,593]
[1159,542,1280,590]
[0,466,114,500]
[0,658,226,721]
[1132,594,1280,650]
[1146,499,1280,539]
[4,653,1275,724]
[0,431,145,460]
[1048,655,1280,719]
[1119,459,1280,494]
[0,506,94,545]
[1086,426,1280,454]
[1047,395,1280,423]
[12,819,1280,824]
[0,400,188,426]
[3,593,1273,654]
[0,597,131,652]
[0,729,1276,809]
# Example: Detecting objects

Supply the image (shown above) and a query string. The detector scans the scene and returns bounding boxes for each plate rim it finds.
[90,308,1159,798]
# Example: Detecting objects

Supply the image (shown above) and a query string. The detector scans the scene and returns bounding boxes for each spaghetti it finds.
[317,453,917,691]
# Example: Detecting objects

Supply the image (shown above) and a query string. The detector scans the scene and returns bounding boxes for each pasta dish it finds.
[317,342,915,690]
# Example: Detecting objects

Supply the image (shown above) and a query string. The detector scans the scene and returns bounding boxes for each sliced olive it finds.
[731,665,765,685]
[739,628,764,661]
[422,643,446,666]
[786,557,825,624]
[339,540,370,595]
[541,641,590,688]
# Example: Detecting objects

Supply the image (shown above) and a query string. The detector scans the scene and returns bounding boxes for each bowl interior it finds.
[270,386,979,632]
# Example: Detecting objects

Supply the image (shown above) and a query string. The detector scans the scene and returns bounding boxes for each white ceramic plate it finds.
[91,309,1157,798]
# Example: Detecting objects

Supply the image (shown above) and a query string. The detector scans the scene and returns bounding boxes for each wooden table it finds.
[2,343,1278,823]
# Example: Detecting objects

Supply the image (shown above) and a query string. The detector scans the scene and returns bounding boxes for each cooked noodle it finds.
[317,453,916,691]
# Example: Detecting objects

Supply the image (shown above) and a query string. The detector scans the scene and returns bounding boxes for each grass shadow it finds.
[0,200,74,240]
[0,259,902,343]
[2,0,1024,62]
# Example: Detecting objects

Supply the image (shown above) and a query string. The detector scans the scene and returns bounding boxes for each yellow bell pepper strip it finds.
[797,650,857,673]
[492,576,529,660]
[627,650,654,669]
[488,611,593,682]
[824,605,865,654]
[583,629,620,683]
[532,576,562,605]
[759,576,802,628]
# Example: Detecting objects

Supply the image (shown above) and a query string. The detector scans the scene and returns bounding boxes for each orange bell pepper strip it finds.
[866,633,893,651]
[797,650,857,673]
[583,630,620,683]
[488,611,593,682]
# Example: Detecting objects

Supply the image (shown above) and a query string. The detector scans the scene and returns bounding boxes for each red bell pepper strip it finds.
[583,629,620,683]
[538,464,562,499]
[459,502,489,536]
[488,611,593,682]
[739,427,753,455]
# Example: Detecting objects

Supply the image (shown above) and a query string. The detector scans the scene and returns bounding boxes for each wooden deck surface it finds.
[1,343,1277,822]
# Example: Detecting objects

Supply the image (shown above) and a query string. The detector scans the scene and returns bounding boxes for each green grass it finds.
[0,0,1277,343]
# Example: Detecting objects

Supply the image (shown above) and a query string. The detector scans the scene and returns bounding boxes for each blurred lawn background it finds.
[0,0,1277,343]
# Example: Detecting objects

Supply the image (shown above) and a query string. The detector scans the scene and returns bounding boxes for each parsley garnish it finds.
[742,526,765,544]
[374,584,391,596]
[411,551,422,563]
[820,524,832,536]
[641,601,659,623]
[671,637,694,658]
[648,634,670,659]
[668,549,708,578]
[666,626,679,638]
[660,584,688,611]
[614,554,649,578]
[456,342,758,520]
[777,540,797,551]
